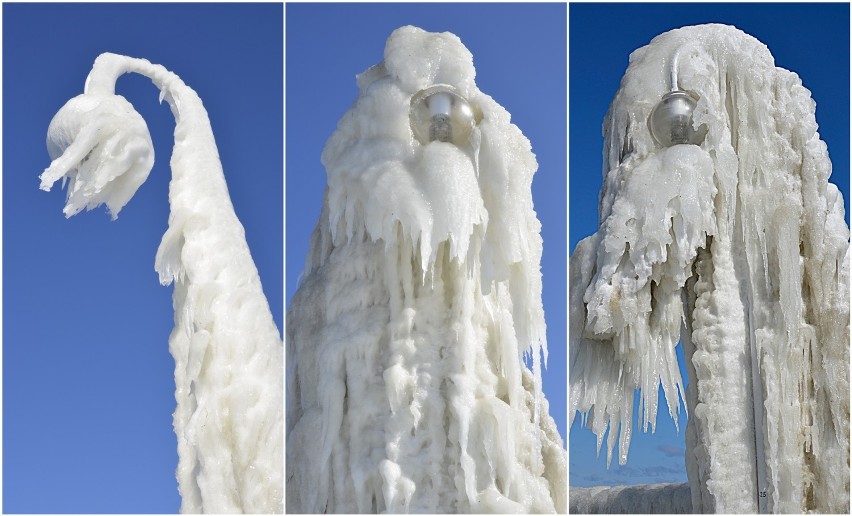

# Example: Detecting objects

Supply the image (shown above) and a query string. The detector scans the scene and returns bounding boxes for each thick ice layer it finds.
[287,26,565,513]
[570,24,849,513]
[41,93,154,218]
[40,53,283,513]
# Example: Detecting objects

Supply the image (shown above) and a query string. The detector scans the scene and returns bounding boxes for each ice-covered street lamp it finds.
[39,53,283,514]
[571,24,849,514]
[409,84,476,146]
[288,26,566,514]
[648,90,707,147]
[648,46,707,148]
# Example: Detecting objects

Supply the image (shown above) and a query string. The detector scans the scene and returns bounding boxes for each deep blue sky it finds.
[569,3,850,487]
[3,4,282,513]
[286,3,567,443]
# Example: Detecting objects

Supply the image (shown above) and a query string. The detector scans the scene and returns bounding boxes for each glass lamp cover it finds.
[410,84,475,146]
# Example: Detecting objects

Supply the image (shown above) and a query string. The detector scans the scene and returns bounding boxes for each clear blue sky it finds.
[569,3,850,487]
[3,4,282,513]
[286,3,567,444]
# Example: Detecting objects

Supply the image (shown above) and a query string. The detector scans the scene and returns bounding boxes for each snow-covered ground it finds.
[570,483,692,514]
[570,24,849,513]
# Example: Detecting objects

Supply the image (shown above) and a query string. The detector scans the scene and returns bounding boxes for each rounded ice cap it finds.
[384,26,476,96]
[39,93,154,219]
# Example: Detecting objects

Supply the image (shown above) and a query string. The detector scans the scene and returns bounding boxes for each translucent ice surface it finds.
[287,26,566,513]
[41,53,283,514]
[570,24,849,513]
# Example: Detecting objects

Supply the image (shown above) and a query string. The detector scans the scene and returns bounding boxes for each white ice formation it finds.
[40,53,283,513]
[570,24,849,513]
[287,26,566,513]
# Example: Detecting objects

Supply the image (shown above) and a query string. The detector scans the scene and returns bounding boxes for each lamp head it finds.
[40,93,154,219]
[649,90,707,147]
[410,84,476,146]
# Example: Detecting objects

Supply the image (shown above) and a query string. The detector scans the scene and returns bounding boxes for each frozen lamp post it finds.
[39,53,283,514]
[570,25,849,514]
[287,27,566,513]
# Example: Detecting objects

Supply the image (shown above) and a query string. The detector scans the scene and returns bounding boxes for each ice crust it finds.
[40,53,283,513]
[287,26,566,513]
[569,483,692,514]
[570,24,849,513]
